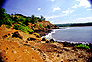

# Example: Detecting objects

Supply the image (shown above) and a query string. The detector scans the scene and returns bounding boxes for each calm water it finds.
[52,26,92,44]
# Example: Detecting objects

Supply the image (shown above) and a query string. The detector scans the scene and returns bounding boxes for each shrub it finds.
[39,24,43,28]
[32,26,34,30]
[12,21,16,24]
[33,33,40,38]
[13,24,19,30]
[45,26,47,28]
[13,24,34,34]
[38,19,43,22]
[6,24,12,28]
[75,44,89,49]
[48,21,50,23]
[47,25,51,29]
[31,15,37,24]
[50,39,54,43]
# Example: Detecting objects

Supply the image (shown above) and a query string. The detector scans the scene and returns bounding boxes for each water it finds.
[42,26,92,44]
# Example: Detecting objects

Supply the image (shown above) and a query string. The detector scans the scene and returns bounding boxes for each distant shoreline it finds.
[42,26,92,45]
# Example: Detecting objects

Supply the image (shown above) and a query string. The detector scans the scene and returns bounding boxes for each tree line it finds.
[55,22,92,27]
[0,7,50,34]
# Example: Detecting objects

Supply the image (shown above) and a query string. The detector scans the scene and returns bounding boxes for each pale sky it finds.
[2,0,92,24]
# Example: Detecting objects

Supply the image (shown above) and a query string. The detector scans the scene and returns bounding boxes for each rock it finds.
[23,49,28,52]
[2,35,8,38]
[57,54,59,57]
[37,49,42,53]
[78,54,84,58]
[46,40,49,43]
[50,39,54,42]
[41,38,46,41]
[26,41,28,43]
[12,31,22,39]
[27,37,36,41]
[12,50,17,54]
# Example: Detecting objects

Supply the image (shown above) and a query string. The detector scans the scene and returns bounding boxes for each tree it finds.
[25,17,30,25]
[0,7,6,26]
[41,15,44,19]
[38,19,43,22]
[31,15,37,24]
[14,15,19,22]
[0,7,6,20]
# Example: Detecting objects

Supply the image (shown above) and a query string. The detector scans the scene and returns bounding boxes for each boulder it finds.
[12,31,22,39]
[41,38,47,41]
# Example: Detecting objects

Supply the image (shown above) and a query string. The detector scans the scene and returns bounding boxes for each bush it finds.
[13,24,34,34]
[31,15,37,24]
[6,24,12,28]
[50,39,54,43]
[75,44,89,49]
[32,26,34,30]
[12,21,16,24]
[48,21,50,23]
[38,19,43,22]
[33,33,40,38]
[39,24,43,28]
[45,26,47,28]
[47,25,51,29]
[13,24,19,30]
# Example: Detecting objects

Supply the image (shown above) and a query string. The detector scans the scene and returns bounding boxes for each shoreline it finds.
[41,27,92,45]
[0,27,92,62]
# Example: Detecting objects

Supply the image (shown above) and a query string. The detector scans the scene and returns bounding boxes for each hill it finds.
[0,7,92,62]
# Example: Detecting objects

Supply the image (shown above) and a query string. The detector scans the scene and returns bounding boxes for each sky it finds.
[2,0,92,24]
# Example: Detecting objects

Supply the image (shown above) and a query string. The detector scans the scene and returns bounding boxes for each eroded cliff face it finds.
[0,25,92,62]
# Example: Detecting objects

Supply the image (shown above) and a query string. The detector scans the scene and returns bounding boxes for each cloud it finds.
[67,17,92,23]
[53,7,61,12]
[62,9,74,15]
[51,17,92,24]
[50,0,54,2]
[72,4,79,8]
[38,8,41,11]
[72,0,91,8]
[76,17,92,21]
[45,15,60,20]
[45,13,69,20]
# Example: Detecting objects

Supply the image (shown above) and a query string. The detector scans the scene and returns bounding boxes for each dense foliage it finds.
[55,22,92,27]
[0,7,53,34]
[75,44,89,49]
[39,24,43,28]
[13,24,34,34]
[38,19,43,22]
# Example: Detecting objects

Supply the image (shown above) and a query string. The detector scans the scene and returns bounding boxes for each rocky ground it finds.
[0,25,92,62]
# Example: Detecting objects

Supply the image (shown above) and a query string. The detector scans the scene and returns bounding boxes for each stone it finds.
[12,31,22,39]
[41,38,46,41]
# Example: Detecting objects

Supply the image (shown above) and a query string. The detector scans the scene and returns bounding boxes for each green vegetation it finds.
[38,19,43,22]
[32,26,34,30]
[47,25,51,29]
[51,41,54,43]
[48,21,50,23]
[55,22,92,27]
[0,7,52,34]
[45,26,47,28]
[6,24,12,28]
[31,15,37,24]
[75,44,89,49]
[39,24,43,28]
[33,33,41,38]
[13,24,34,34]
